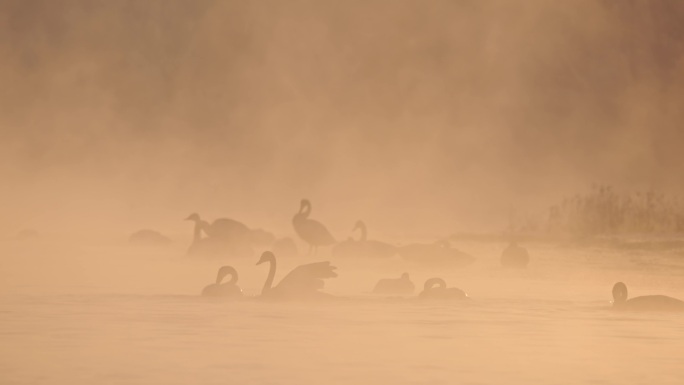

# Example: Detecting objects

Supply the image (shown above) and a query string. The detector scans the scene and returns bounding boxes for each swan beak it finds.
[256,258,265,265]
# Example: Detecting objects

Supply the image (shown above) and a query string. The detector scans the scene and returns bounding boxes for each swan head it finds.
[352,220,365,231]
[612,282,628,304]
[185,213,201,222]
[400,272,410,280]
[216,266,237,284]
[256,251,276,265]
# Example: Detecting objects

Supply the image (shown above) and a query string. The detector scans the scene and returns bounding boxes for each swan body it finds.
[419,277,468,300]
[186,214,254,258]
[256,251,337,300]
[201,266,243,298]
[129,229,171,246]
[611,282,684,311]
[399,241,474,268]
[332,220,396,258]
[373,273,415,295]
[501,242,529,268]
[292,199,336,255]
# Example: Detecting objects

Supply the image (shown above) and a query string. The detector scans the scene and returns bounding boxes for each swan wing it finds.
[277,261,338,293]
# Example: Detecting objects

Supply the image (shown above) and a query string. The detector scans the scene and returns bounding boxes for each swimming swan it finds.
[201,266,243,298]
[292,199,336,255]
[419,277,468,300]
[611,282,684,311]
[256,251,337,300]
[373,273,415,295]
[332,220,396,258]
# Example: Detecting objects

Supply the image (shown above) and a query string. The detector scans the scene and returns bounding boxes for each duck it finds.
[399,240,474,268]
[419,277,468,300]
[332,220,396,258]
[292,199,336,255]
[501,241,529,268]
[611,282,684,311]
[201,266,243,298]
[256,251,337,300]
[373,273,415,295]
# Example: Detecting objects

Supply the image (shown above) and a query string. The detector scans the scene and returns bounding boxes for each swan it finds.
[185,213,251,240]
[332,220,396,258]
[185,214,253,258]
[129,229,171,246]
[201,266,243,297]
[419,278,468,300]
[256,251,337,300]
[399,240,474,268]
[373,273,415,295]
[292,199,336,255]
[611,282,684,311]
[501,241,529,268]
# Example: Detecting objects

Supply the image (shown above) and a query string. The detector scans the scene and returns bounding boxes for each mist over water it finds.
[2,1,684,384]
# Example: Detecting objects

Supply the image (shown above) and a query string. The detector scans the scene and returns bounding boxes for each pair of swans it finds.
[372,273,467,300]
[202,251,337,300]
[333,220,397,259]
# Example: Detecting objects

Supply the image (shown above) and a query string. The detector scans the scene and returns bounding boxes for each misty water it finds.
[2,236,684,384]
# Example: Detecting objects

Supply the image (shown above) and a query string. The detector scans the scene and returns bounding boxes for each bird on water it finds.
[373,273,415,295]
[611,282,684,311]
[419,277,468,300]
[256,251,338,300]
[201,266,243,298]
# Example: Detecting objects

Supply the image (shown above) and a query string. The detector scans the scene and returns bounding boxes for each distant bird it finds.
[292,199,336,255]
[185,213,250,241]
[256,251,337,300]
[501,241,529,268]
[419,278,468,300]
[399,240,474,268]
[201,266,243,298]
[611,282,684,311]
[185,214,253,258]
[185,216,229,257]
[332,220,396,259]
[373,273,415,295]
[128,229,171,246]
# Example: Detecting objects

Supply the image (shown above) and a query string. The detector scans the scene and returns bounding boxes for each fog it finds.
[2,0,684,238]
[2,2,684,384]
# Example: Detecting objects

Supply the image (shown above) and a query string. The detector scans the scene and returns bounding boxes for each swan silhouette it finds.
[611,282,684,311]
[201,266,243,298]
[256,251,337,300]
[332,220,396,258]
[399,240,474,268]
[185,214,253,258]
[501,241,529,268]
[292,199,336,255]
[373,273,415,295]
[419,278,468,300]
[185,213,250,240]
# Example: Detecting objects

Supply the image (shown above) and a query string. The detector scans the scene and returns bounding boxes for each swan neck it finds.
[262,258,276,295]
